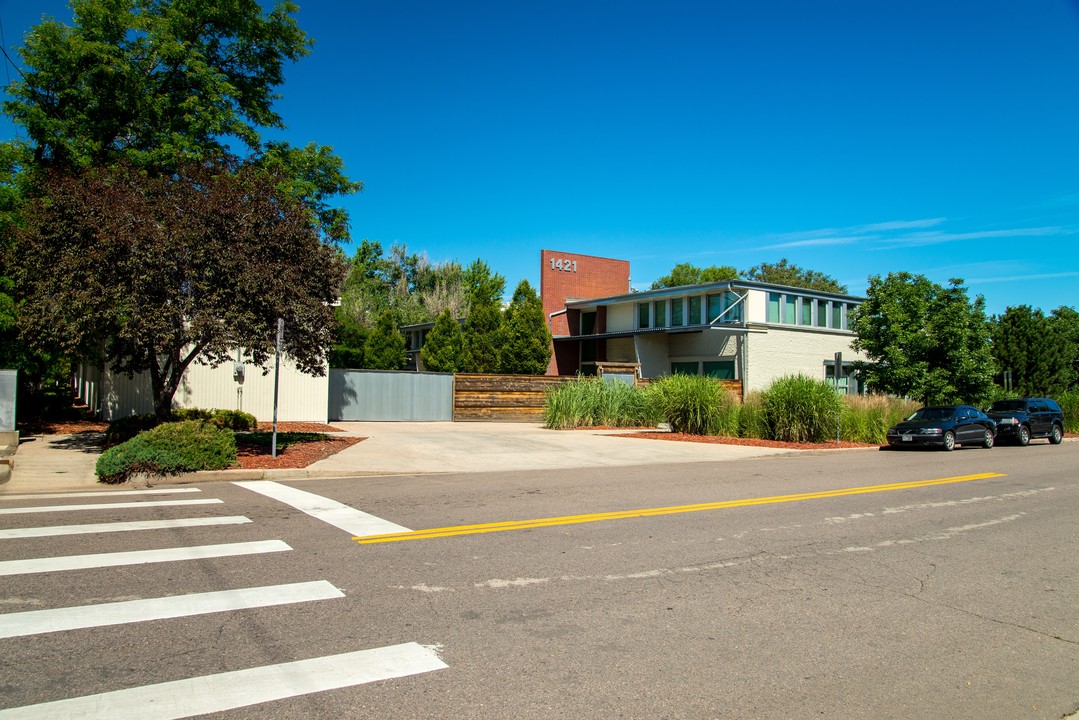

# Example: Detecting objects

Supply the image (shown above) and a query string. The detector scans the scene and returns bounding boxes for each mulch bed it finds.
[234,435,365,470]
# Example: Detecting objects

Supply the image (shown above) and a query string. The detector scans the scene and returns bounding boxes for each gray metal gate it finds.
[328,369,453,421]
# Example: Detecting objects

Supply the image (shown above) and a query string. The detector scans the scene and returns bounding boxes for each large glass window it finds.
[767,293,781,323]
[801,298,813,325]
[831,302,844,329]
[688,296,702,324]
[638,302,650,329]
[654,300,667,328]
[671,298,684,326]
[816,299,828,327]
[783,295,796,325]
[671,361,698,375]
[707,294,724,323]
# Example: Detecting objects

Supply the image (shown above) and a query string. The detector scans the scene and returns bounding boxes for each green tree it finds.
[461,259,505,373]
[990,306,1072,396]
[742,258,847,293]
[327,308,367,369]
[499,280,552,375]
[1050,306,1079,390]
[362,311,407,370]
[420,309,465,372]
[4,0,310,170]
[851,273,994,405]
[13,161,346,419]
[651,262,740,289]
[2,0,359,412]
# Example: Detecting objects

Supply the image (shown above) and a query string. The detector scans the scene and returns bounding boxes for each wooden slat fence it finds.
[453,374,571,422]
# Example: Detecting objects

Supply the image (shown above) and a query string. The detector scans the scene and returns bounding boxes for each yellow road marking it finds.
[352,472,1006,545]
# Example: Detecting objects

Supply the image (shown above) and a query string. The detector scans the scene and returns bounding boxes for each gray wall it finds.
[329,369,453,421]
[0,369,15,430]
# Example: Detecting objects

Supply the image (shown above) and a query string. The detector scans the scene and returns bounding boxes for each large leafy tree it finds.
[742,258,847,293]
[1050,306,1079,390]
[650,263,739,290]
[989,306,1073,396]
[13,161,346,419]
[499,280,552,375]
[851,273,994,405]
[2,0,359,413]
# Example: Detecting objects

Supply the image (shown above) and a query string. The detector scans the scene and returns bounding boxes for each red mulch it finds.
[616,431,878,450]
[234,435,365,469]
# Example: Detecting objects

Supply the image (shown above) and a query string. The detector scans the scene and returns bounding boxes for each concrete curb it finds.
[0,457,11,485]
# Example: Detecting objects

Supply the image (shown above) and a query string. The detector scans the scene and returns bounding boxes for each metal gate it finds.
[328,369,454,421]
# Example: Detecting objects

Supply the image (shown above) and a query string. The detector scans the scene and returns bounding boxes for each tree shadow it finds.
[49,433,105,453]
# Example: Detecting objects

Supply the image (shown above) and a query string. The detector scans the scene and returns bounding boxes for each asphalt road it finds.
[1,442,1077,719]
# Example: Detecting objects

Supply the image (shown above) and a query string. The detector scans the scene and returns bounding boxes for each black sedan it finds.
[886,405,996,451]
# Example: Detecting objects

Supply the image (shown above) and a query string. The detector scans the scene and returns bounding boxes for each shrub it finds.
[105,413,160,445]
[96,420,237,484]
[840,395,919,444]
[761,375,842,443]
[1058,391,1079,433]
[209,409,257,431]
[738,391,768,439]
[171,407,214,422]
[543,378,657,429]
[646,374,738,435]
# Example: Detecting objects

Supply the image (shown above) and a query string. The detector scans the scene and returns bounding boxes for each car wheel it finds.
[981,429,994,449]
[1049,424,1063,445]
[1017,425,1030,446]
[942,430,956,451]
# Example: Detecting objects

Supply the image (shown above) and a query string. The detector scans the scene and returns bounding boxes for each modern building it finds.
[540,250,866,396]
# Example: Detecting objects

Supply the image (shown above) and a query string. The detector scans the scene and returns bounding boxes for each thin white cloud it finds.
[966,270,1079,284]
[881,226,1069,248]
[767,218,946,244]
[759,236,864,250]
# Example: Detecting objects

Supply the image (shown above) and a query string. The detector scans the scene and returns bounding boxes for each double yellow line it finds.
[352,472,1005,545]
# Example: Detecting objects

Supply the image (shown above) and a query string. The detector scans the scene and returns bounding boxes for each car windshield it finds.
[990,400,1026,412]
[907,408,954,422]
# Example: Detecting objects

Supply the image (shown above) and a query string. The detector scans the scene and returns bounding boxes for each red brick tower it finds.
[540,250,630,375]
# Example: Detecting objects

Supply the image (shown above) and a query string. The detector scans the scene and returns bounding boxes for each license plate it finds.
[902,435,912,442]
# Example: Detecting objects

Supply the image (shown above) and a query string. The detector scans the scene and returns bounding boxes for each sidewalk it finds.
[0,423,798,494]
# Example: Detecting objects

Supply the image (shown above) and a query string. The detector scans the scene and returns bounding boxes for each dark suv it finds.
[985,397,1065,446]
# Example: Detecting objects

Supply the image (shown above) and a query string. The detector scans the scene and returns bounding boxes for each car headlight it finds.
[919,428,943,435]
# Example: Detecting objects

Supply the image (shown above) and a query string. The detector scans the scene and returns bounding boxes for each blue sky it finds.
[2,1,1078,314]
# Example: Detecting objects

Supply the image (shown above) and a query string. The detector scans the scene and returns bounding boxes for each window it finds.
[801,298,813,325]
[671,298,684,326]
[816,299,828,327]
[581,311,596,335]
[783,295,796,325]
[767,293,781,323]
[638,302,650,329]
[688,296,702,324]
[703,361,735,379]
[654,300,667,327]
[831,302,844,329]
[671,362,698,375]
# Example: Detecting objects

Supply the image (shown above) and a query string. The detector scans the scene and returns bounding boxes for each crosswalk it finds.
[0,485,446,717]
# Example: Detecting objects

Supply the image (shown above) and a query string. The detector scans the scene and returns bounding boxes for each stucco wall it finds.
[744,327,864,392]
[634,334,671,377]
[606,303,634,333]
[606,337,636,363]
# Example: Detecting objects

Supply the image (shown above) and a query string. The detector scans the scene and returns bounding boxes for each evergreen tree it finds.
[327,307,367,368]
[461,259,505,373]
[363,311,407,370]
[499,280,552,375]
[991,305,1073,395]
[421,309,465,372]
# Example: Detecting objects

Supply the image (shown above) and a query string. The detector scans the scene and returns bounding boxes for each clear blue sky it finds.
[3,1,1078,314]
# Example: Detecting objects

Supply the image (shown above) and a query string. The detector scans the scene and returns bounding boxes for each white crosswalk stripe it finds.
[0,580,344,638]
[0,515,251,539]
[0,642,447,719]
[0,488,202,501]
[0,498,223,515]
[234,480,411,536]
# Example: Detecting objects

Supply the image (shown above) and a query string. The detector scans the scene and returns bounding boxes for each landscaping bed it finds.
[617,431,876,450]
[234,433,365,469]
